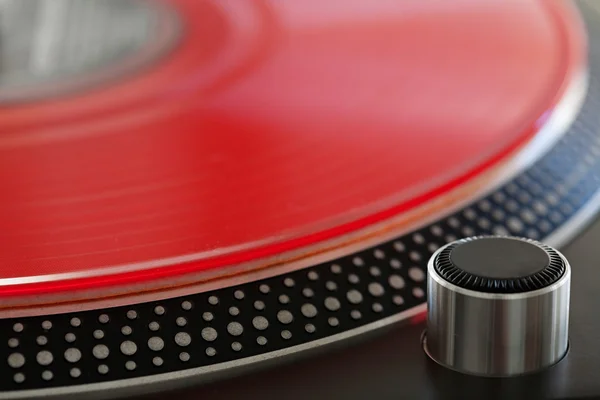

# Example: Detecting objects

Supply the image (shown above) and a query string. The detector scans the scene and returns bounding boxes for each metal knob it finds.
[423,236,571,377]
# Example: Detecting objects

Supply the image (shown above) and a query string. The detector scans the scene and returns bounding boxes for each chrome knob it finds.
[423,236,571,377]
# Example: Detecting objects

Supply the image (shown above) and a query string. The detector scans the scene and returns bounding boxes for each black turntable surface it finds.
[149,220,600,400]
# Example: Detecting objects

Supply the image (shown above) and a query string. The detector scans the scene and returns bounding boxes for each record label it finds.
[0,0,180,103]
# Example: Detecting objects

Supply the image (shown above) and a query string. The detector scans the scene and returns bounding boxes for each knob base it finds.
[424,236,571,377]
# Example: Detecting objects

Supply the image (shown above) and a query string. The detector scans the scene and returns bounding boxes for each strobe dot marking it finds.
[253,316,269,330]
[353,257,364,266]
[8,353,25,369]
[389,275,405,289]
[206,347,217,357]
[121,341,137,356]
[368,283,385,297]
[374,249,386,259]
[301,304,318,318]
[126,310,138,320]
[148,337,165,351]
[234,290,245,300]
[202,328,218,342]
[330,264,342,274]
[281,330,292,340]
[175,332,192,347]
[36,351,53,366]
[408,267,425,283]
[279,295,290,304]
[93,330,104,340]
[64,348,81,363]
[93,345,110,360]
[227,322,243,336]
[149,322,160,331]
[259,284,270,294]
[347,290,363,304]
[277,310,293,325]
[325,297,341,311]
[284,278,295,287]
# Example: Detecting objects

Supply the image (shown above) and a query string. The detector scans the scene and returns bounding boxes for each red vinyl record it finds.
[0,0,585,302]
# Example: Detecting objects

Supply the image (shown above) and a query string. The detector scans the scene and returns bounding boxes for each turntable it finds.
[1,1,599,399]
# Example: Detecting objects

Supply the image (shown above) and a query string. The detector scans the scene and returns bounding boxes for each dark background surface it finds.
[137,218,600,400]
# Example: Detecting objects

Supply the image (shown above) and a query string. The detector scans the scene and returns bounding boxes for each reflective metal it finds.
[424,242,571,377]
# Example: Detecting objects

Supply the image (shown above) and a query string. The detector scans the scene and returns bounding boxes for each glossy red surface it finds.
[0,0,585,296]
